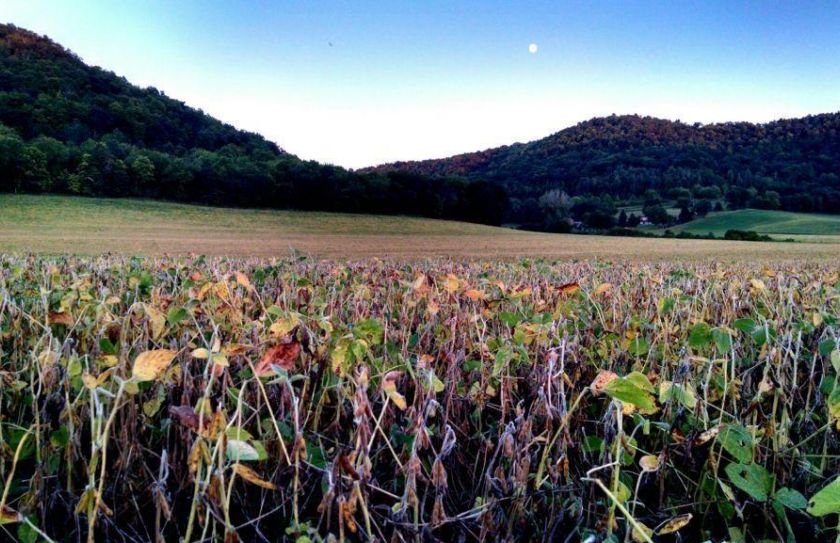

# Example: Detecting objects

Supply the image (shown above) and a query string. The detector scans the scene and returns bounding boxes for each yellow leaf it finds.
[132,350,178,382]
[233,271,252,289]
[639,455,660,472]
[382,371,407,410]
[82,372,99,390]
[232,463,276,490]
[750,278,766,291]
[0,505,21,525]
[192,348,210,359]
[211,353,229,368]
[145,305,166,340]
[631,521,653,543]
[464,289,485,301]
[594,283,612,296]
[330,342,349,376]
[214,281,231,300]
[655,513,692,535]
[813,312,824,327]
[196,282,213,301]
[98,355,118,368]
[269,316,299,338]
[443,274,460,294]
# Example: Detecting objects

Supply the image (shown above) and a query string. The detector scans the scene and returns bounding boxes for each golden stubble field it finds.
[1,194,839,259]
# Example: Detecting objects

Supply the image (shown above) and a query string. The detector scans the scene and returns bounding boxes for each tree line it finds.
[0,24,507,226]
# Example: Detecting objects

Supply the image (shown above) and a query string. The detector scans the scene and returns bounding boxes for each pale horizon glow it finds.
[3,1,840,169]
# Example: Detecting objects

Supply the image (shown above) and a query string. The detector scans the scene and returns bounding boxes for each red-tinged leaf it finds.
[256,341,301,376]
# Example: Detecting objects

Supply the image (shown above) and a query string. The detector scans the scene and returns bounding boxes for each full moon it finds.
[528,43,538,54]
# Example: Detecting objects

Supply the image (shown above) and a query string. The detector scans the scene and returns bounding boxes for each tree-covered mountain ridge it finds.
[0,24,506,225]
[366,112,840,219]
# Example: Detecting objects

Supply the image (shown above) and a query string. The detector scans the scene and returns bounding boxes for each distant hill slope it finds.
[0,24,506,225]
[0,24,282,158]
[665,208,840,237]
[366,114,840,216]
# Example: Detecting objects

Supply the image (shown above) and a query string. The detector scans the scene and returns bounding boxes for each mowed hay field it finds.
[1,194,839,259]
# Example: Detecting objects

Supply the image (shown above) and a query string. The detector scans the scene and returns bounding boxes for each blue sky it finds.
[3,1,840,167]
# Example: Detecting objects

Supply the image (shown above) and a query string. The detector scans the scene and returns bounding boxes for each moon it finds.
[528,43,538,54]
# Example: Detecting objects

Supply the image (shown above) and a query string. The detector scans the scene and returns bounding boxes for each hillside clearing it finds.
[662,208,840,238]
[0,195,838,259]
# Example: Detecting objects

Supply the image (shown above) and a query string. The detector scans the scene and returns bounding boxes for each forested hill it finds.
[0,24,506,225]
[367,113,840,220]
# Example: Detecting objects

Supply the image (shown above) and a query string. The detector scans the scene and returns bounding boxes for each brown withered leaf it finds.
[694,425,721,445]
[338,451,361,480]
[558,282,580,295]
[48,311,74,326]
[232,463,276,490]
[593,282,613,296]
[256,342,301,376]
[169,405,200,431]
[590,370,618,396]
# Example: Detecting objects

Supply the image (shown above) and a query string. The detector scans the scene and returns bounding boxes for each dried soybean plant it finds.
[0,255,839,542]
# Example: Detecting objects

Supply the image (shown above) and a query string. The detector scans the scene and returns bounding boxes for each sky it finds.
[3,1,840,168]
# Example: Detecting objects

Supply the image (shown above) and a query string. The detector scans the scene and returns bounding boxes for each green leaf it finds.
[166,307,188,327]
[659,381,697,410]
[751,324,776,346]
[17,519,38,543]
[688,323,712,349]
[716,424,754,464]
[226,440,260,462]
[604,377,657,412]
[99,337,117,355]
[828,388,840,425]
[306,444,327,469]
[352,319,383,345]
[733,318,756,334]
[774,488,807,510]
[818,339,836,357]
[808,476,840,516]
[50,426,70,447]
[712,328,733,353]
[625,371,655,393]
[499,312,519,327]
[725,463,772,502]
[657,297,675,315]
[627,337,650,356]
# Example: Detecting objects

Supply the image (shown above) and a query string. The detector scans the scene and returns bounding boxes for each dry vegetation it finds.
[2,254,840,542]
[2,194,839,260]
